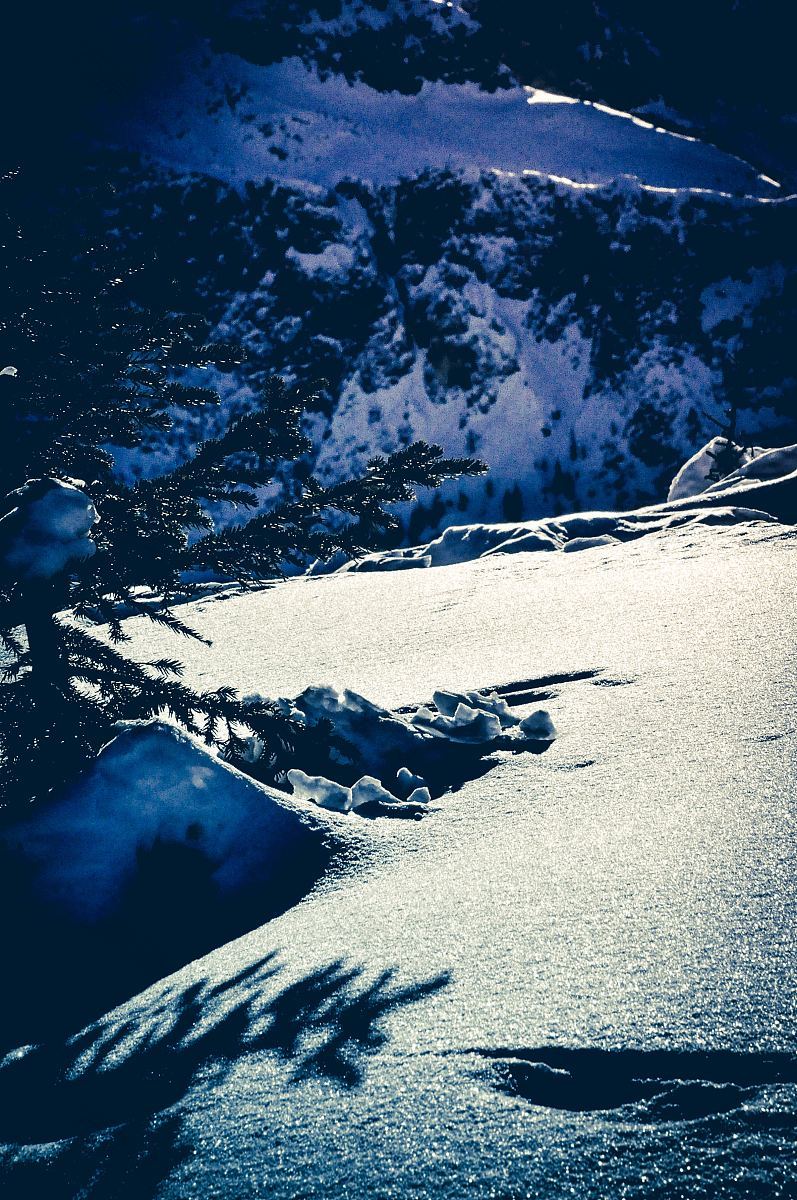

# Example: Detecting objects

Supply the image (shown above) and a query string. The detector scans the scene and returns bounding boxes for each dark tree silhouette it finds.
[0,168,485,806]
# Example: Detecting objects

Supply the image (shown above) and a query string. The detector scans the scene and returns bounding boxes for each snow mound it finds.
[333,498,782,574]
[0,477,99,580]
[0,722,336,925]
[667,438,766,501]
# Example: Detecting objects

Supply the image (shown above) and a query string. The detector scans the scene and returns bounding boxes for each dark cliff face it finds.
[3,3,795,538]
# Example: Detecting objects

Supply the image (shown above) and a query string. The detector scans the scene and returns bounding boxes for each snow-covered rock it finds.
[667,438,766,502]
[0,477,99,580]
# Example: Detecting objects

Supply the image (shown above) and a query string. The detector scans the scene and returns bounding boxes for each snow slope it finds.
[114,54,777,196]
[2,518,794,1197]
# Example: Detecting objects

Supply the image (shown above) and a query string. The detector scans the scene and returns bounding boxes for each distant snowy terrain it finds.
[39,3,790,541]
[1,515,795,1198]
[113,54,778,196]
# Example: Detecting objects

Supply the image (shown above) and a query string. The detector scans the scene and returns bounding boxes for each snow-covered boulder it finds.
[702,442,797,492]
[0,477,99,580]
[667,438,765,502]
[0,721,337,925]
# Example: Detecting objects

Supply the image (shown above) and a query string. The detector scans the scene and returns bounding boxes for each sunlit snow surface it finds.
[2,520,795,1197]
[113,55,778,196]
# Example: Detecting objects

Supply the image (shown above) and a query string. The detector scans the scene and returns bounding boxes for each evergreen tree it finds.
[0,169,485,807]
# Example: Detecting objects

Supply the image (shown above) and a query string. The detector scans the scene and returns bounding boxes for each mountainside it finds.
[6,2,796,540]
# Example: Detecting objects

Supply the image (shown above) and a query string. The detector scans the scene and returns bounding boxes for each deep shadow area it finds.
[0,830,334,1052]
[0,1113,192,1200]
[477,1046,797,1123]
[0,953,450,1148]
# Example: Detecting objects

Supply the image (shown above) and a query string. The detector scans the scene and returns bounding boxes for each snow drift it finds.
[326,443,796,574]
[1,721,339,924]
[0,722,348,1044]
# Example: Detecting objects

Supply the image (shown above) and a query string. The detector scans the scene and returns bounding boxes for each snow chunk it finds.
[351,775,402,810]
[413,702,503,742]
[433,688,519,728]
[288,768,352,813]
[519,710,557,740]
[397,766,427,796]
[0,478,99,580]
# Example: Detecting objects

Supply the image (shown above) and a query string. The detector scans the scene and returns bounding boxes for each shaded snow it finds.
[0,722,339,925]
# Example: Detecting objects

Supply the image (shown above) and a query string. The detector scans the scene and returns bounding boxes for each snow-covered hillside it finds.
[81,154,796,539]
[113,53,778,196]
[1,514,794,1198]
[7,3,792,541]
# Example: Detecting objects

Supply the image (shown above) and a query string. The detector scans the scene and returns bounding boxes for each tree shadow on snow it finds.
[0,951,451,1156]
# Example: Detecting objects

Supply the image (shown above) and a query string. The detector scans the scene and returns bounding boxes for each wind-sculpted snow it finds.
[332,496,783,572]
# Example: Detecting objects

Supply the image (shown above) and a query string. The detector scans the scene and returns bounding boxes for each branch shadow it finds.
[0,952,451,1148]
